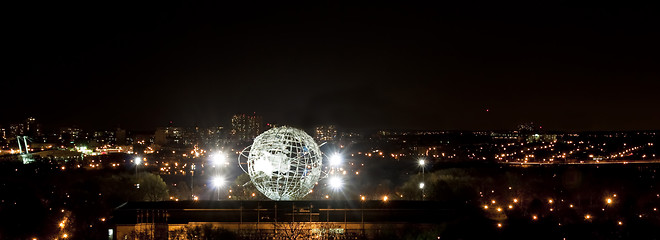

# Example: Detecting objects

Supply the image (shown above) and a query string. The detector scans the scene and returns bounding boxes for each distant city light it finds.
[134,157,142,165]
[418,159,426,166]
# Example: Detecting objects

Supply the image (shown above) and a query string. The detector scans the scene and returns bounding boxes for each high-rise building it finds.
[0,126,6,141]
[231,113,263,141]
[60,127,83,143]
[154,126,183,146]
[116,128,127,145]
[314,125,337,142]
[25,117,41,137]
[10,123,25,137]
[7,117,42,139]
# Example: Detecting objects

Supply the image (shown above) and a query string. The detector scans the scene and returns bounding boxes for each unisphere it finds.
[246,126,323,200]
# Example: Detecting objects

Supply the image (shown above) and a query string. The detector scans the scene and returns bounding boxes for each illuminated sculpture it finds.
[239,126,323,200]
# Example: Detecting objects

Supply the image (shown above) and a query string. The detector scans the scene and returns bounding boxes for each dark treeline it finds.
[399,163,660,239]
[0,161,168,239]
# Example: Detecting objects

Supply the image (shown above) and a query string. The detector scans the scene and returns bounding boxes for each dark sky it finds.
[4,1,660,131]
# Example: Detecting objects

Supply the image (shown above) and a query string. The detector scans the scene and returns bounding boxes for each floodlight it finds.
[330,154,342,166]
[329,176,343,190]
[212,153,226,166]
[212,176,225,188]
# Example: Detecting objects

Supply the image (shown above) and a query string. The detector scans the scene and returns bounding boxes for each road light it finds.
[419,182,425,189]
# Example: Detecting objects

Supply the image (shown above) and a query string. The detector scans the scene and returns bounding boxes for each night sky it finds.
[4,1,659,131]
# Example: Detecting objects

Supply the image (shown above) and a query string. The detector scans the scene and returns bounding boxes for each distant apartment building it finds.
[314,125,337,142]
[231,113,263,141]
[92,130,116,145]
[8,117,42,139]
[59,127,83,143]
[116,128,127,145]
[9,123,25,137]
[154,126,183,146]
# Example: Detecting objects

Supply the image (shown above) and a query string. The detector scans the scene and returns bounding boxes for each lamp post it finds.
[191,163,195,200]
[212,152,226,180]
[418,159,426,200]
[135,157,142,188]
[135,157,142,175]
[210,152,226,200]
[212,176,224,201]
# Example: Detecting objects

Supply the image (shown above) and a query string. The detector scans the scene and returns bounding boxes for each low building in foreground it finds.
[112,200,456,239]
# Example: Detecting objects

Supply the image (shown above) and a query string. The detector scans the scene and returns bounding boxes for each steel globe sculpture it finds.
[239,126,323,200]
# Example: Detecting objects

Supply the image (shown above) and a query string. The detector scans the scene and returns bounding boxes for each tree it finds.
[138,173,169,201]
[231,173,267,200]
[274,221,311,240]
[169,224,236,240]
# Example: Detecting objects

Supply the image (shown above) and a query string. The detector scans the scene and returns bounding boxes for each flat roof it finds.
[113,200,458,225]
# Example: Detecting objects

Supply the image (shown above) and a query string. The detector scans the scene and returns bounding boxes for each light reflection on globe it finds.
[246,126,322,200]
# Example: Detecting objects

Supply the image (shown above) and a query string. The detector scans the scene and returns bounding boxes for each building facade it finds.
[112,200,455,240]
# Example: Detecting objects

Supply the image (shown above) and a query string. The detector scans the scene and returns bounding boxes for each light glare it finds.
[330,154,342,166]
[212,153,226,166]
[329,176,343,190]
[212,177,225,188]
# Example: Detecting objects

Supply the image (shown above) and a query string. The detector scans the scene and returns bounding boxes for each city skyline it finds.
[3,2,660,239]
[4,1,659,131]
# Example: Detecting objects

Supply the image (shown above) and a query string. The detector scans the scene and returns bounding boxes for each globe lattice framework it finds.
[242,126,323,200]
